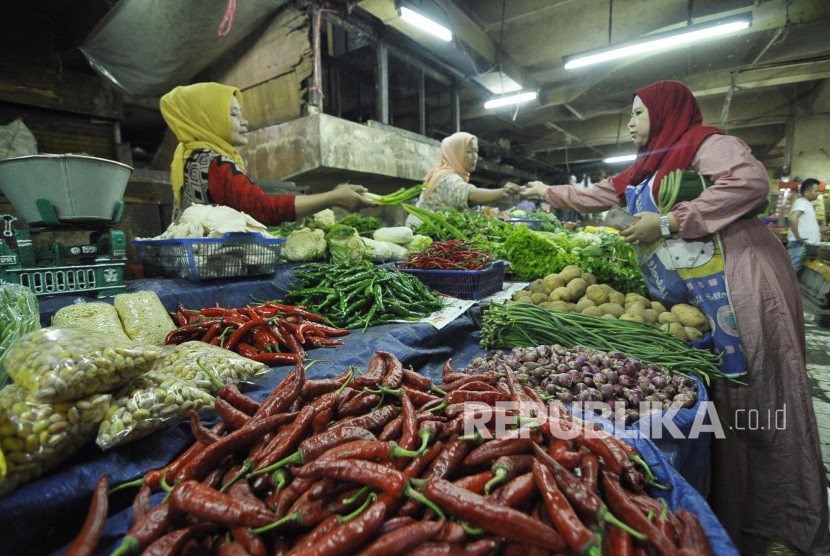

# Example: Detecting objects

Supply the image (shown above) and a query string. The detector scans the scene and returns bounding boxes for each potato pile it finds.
[511,265,710,341]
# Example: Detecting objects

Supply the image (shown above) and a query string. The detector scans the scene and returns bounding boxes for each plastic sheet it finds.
[11,274,731,554]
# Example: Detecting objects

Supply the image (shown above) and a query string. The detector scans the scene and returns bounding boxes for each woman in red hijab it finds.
[523,80,829,555]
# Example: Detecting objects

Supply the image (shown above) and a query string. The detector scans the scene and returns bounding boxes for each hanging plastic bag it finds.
[0,284,42,388]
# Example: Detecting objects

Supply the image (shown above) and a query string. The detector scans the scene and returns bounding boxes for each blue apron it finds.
[626,178,747,377]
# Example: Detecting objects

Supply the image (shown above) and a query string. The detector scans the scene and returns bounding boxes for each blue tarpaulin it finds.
[0,273,735,555]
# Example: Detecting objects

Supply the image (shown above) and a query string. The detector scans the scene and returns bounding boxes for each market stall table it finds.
[5,271,728,554]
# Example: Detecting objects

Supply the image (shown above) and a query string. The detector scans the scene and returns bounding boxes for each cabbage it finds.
[283,227,327,261]
[404,234,433,254]
[325,224,366,265]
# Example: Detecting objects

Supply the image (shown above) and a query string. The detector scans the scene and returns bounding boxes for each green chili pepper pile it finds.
[287,262,446,329]
[69,351,712,555]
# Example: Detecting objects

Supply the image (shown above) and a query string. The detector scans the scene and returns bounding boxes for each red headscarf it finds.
[610,80,723,198]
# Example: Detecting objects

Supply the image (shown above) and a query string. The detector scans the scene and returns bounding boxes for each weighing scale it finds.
[0,200,127,297]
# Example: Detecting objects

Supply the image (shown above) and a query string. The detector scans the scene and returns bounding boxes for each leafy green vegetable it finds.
[501,225,577,281]
[338,214,382,237]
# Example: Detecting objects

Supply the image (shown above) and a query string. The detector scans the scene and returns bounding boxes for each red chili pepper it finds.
[252,401,325,470]
[532,460,600,555]
[402,386,440,408]
[296,458,406,496]
[269,476,317,518]
[338,391,383,417]
[453,470,495,494]
[302,373,352,399]
[288,514,341,555]
[65,474,110,556]
[441,359,472,384]
[402,368,433,391]
[676,508,711,555]
[188,410,222,445]
[230,525,266,556]
[445,389,511,405]
[422,478,567,552]
[253,362,305,419]
[278,320,307,357]
[378,415,403,441]
[299,495,389,556]
[579,452,601,493]
[606,524,635,556]
[130,483,152,526]
[379,351,404,389]
[263,301,326,322]
[442,371,499,392]
[312,406,334,433]
[601,472,677,556]
[357,518,445,556]
[247,351,301,365]
[140,523,217,556]
[462,430,540,467]
[549,438,583,469]
[394,392,417,451]
[488,471,537,510]
[425,437,474,480]
[448,380,499,393]
[434,520,467,543]
[214,396,252,430]
[483,454,535,494]
[169,480,278,528]
[176,413,292,482]
[333,404,398,433]
[353,352,388,388]
[109,502,175,555]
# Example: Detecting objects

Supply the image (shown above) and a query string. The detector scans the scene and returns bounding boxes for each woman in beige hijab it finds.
[406,132,520,226]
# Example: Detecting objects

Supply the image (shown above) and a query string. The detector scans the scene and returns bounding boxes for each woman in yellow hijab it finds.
[405,131,520,226]
[160,82,374,224]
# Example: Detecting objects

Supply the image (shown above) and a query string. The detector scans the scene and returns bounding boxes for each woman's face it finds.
[628,96,650,149]
[464,138,479,173]
[229,97,248,147]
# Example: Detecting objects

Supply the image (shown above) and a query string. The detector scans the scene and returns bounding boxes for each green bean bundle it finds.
[481,302,729,385]
[287,262,445,329]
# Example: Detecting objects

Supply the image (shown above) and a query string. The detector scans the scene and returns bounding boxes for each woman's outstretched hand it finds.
[519,181,547,198]
[501,181,523,197]
[333,183,377,210]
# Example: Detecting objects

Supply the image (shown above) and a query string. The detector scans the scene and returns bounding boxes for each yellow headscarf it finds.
[422,132,475,199]
[159,82,247,207]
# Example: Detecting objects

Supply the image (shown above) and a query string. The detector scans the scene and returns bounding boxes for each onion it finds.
[557,391,574,404]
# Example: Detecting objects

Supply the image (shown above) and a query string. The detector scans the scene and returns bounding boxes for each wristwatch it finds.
[659,215,672,238]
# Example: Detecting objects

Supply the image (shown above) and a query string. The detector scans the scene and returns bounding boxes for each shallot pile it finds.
[464,344,698,425]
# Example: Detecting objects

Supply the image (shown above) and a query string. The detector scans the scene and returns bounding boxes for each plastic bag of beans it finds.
[96,370,214,450]
[113,291,177,346]
[0,384,111,497]
[150,341,267,393]
[0,284,41,388]
[51,301,130,340]
[5,327,166,403]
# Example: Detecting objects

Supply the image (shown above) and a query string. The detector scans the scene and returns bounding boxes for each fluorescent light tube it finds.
[484,91,538,109]
[399,6,453,42]
[564,18,750,70]
[604,154,637,164]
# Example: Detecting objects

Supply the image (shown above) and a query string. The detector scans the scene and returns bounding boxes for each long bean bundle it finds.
[481,302,729,385]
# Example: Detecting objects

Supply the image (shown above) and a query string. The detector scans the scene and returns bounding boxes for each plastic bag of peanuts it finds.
[5,328,166,403]
[0,384,110,497]
[96,369,214,450]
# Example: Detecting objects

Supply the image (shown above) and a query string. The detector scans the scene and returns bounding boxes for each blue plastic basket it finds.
[398,260,506,299]
[133,232,284,281]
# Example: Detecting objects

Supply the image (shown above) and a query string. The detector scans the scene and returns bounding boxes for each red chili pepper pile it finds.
[166,301,349,365]
[400,240,494,271]
[68,352,712,555]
